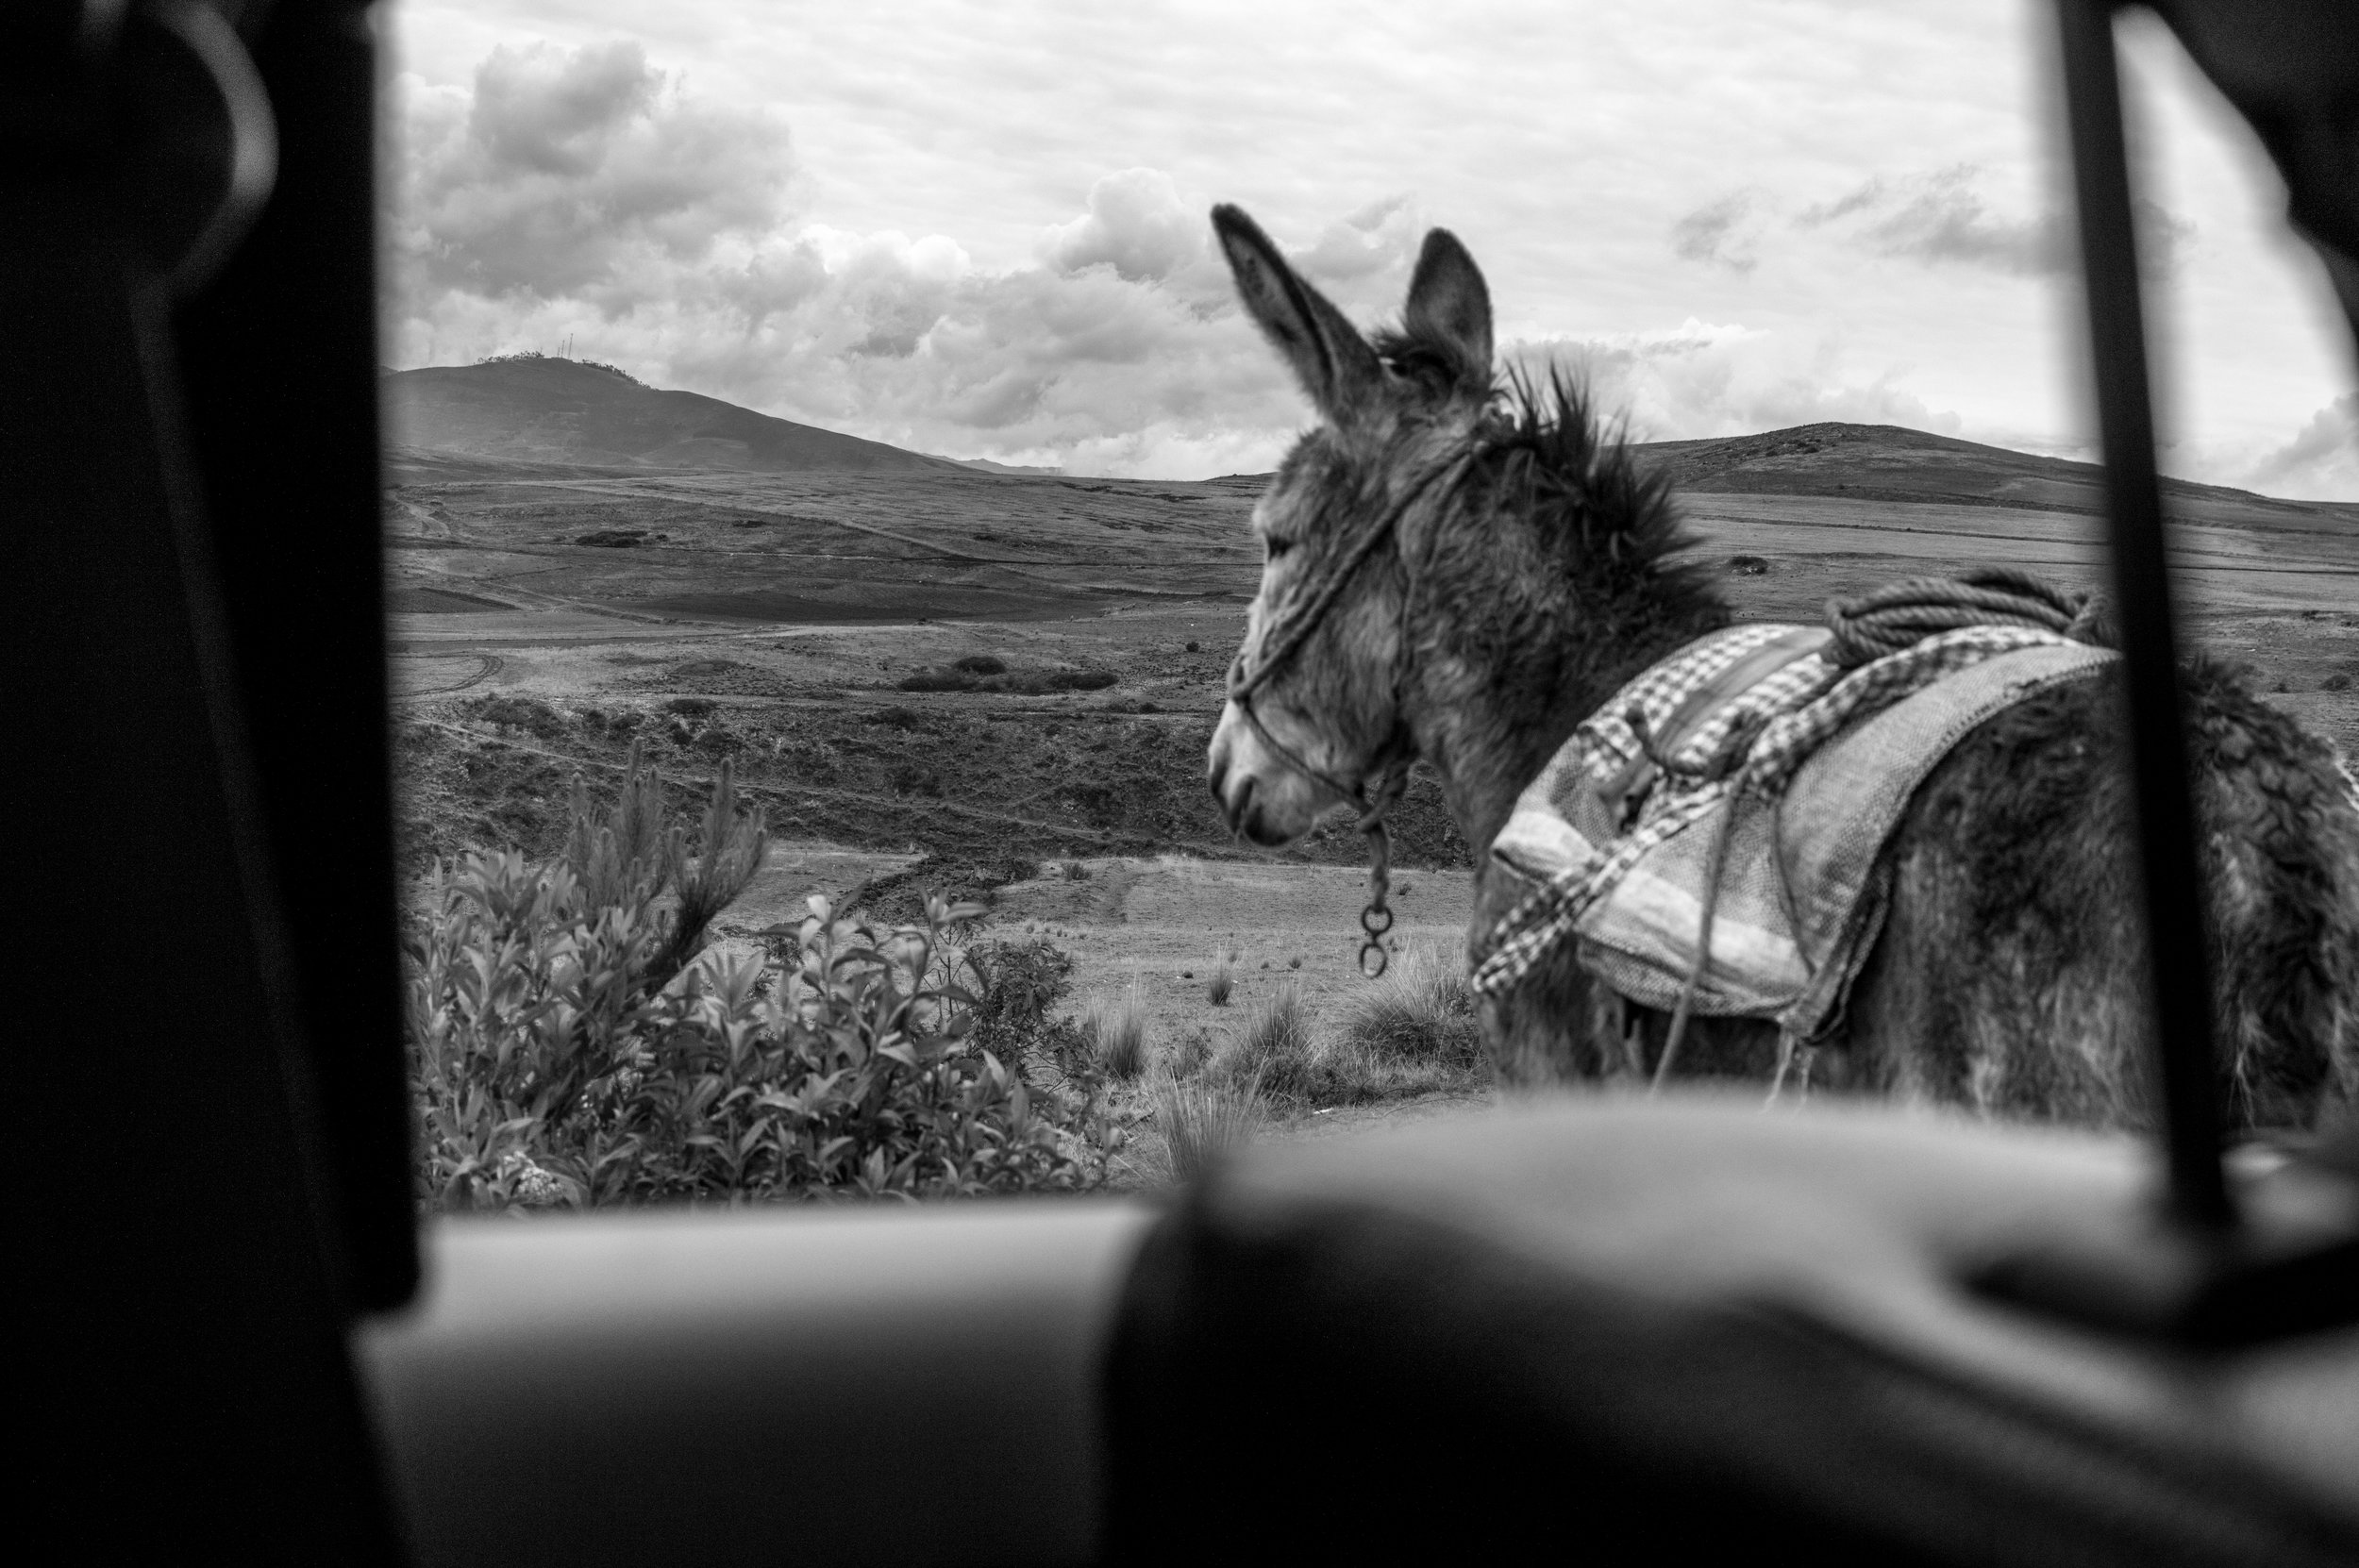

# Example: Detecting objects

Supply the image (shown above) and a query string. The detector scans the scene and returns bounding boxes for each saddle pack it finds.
[1472,619,2118,1042]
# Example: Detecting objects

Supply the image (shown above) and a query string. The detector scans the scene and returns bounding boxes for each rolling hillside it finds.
[385,355,966,475]
[1627,422,2355,529]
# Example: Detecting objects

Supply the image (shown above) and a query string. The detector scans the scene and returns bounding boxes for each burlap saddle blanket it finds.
[1470,620,2117,1040]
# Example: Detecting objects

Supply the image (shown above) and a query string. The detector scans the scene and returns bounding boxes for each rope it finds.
[1824,566,2110,669]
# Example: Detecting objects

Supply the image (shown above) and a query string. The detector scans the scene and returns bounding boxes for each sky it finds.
[379,0,2358,496]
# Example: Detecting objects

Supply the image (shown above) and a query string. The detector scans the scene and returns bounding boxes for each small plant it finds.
[1062,859,1093,882]
[1082,979,1149,1080]
[955,654,1009,675]
[1206,951,1235,1007]
[2327,673,2351,692]
[665,696,717,717]
[1150,1069,1264,1186]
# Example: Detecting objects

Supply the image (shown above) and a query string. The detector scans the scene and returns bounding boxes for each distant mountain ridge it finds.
[382,359,2351,520]
[383,356,967,475]
[1627,422,2352,524]
[1220,422,2350,524]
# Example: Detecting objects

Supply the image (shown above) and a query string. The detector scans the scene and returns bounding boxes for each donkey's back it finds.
[1833,657,2359,1130]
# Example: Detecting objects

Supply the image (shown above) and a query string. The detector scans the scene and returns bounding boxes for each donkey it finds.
[1203,204,2359,1132]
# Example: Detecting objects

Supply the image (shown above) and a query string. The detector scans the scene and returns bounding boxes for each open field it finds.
[386,417,2356,1149]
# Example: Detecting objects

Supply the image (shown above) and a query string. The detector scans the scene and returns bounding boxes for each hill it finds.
[384,356,967,475]
[1627,422,2354,528]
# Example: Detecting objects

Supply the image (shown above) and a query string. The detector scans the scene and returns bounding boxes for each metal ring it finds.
[1360,904,1394,939]
[1358,941,1389,979]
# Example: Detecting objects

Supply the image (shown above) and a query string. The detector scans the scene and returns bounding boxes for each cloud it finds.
[1504,320,1963,443]
[1797,165,2193,280]
[1670,192,1761,273]
[388,41,795,311]
[2245,394,2359,500]
[1039,168,1203,283]
[391,43,1458,475]
[389,42,2029,478]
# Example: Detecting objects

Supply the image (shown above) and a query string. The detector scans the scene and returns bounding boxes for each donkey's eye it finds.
[1263,536,1296,561]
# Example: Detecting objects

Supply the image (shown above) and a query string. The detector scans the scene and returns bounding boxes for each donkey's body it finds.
[1205,206,2359,1132]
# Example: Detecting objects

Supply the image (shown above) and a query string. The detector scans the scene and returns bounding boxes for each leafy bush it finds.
[404,746,1107,1210]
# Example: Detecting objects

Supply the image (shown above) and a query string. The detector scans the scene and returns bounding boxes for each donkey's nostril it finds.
[1208,755,1228,801]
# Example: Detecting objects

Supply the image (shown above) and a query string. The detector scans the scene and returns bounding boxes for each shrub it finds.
[868,706,925,729]
[1150,1070,1263,1186]
[458,693,570,741]
[895,665,1117,695]
[665,696,717,717]
[895,672,968,692]
[1727,554,1770,576]
[403,748,1109,1209]
[2327,673,2351,692]
[1082,980,1149,1080]
[955,654,1008,675]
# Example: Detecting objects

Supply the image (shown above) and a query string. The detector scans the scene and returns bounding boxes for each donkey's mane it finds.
[1462,369,1721,619]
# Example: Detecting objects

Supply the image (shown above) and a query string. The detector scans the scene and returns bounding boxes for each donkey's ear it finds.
[1213,204,1386,425]
[1403,228,1493,387]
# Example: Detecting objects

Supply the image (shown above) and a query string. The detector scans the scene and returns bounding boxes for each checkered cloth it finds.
[1472,621,2118,1034]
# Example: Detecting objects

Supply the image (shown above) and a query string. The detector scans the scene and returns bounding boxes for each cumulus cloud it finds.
[388,42,2006,477]
[389,41,795,312]
[1670,192,1762,274]
[1039,169,1203,283]
[2246,394,2359,500]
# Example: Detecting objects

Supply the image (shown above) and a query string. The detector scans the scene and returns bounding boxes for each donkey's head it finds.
[1206,205,1495,846]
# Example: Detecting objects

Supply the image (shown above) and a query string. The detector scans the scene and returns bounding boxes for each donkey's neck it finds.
[1415,573,1727,858]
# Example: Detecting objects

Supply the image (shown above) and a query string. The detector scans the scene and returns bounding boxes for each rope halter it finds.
[1224,445,1478,977]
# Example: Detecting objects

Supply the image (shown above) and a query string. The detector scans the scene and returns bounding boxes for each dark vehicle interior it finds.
[11,1,2355,1562]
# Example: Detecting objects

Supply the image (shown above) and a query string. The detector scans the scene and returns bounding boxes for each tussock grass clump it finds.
[1212,983,1323,1103]
[1206,950,1235,1007]
[1200,956,1488,1111]
[1081,980,1149,1080]
[1334,945,1483,1069]
[1150,1069,1264,1186]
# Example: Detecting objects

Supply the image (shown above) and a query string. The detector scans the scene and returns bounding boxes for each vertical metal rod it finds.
[2054,0,2234,1229]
